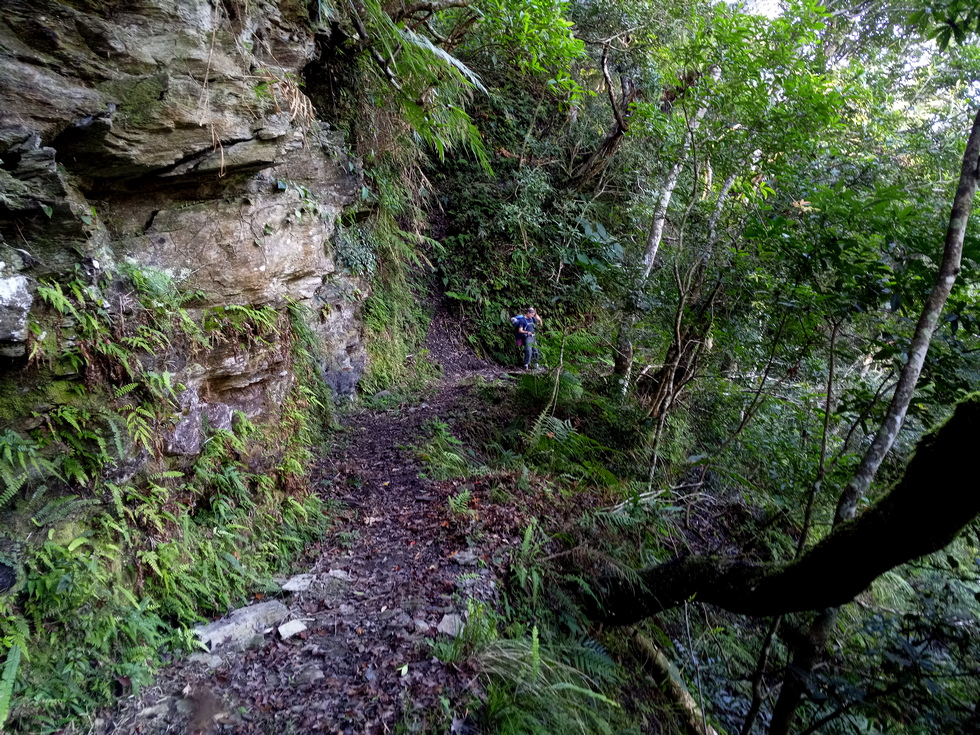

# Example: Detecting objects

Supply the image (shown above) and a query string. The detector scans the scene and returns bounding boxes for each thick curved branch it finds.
[588,396,980,624]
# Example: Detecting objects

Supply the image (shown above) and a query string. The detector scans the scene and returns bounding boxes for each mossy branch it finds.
[588,397,980,623]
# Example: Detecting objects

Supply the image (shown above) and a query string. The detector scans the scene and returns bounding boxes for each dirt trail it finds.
[101,328,513,734]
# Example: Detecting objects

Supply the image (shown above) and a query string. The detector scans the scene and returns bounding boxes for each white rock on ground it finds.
[278,619,308,639]
[188,653,224,669]
[281,573,317,592]
[194,600,288,651]
[437,614,465,637]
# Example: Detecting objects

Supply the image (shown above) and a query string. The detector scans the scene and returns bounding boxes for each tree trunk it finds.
[612,319,635,392]
[834,106,980,524]
[566,46,636,189]
[771,105,980,733]
[631,629,720,735]
[614,66,721,383]
[767,609,835,735]
[640,65,722,280]
[585,396,980,624]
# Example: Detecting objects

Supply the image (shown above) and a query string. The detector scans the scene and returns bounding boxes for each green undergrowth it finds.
[406,361,872,734]
[406,375,662,733]
[427,600,628,735]
[416,359,980,735]
[358,215,442,395]
[0,266,332,732]
[414,420,490,481]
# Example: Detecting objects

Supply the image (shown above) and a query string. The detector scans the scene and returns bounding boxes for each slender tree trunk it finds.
[767,609,835,735]
[641,66,722,280]
[770,106,980,735]
[614,66,721,383]
[834,106,980,524]
[566,45,636,188]
[636,169,730,417]
[613,320,635,391]
[631,628,720,735]
[739,617,781,735]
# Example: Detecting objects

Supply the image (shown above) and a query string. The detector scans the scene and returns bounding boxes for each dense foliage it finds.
[0,268,332,730]
[3,0,980,731]
[310,0,980,732]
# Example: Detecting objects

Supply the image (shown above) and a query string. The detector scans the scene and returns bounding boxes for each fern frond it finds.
[566,636,622,686]
[398,27,487,94]
[31,496,102,527]
[0,471,26,510]
[0,643,22,729]
[528,414,571,446]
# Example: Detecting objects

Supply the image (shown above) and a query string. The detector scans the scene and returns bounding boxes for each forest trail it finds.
[100,325,513,735]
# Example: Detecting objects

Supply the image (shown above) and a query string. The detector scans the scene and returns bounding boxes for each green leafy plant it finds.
[478,630,621,735]
[415,421,482,480]
[0,643,22,729]
[0,431,61,512]
[448,487,476,519]
[1,261,338,731]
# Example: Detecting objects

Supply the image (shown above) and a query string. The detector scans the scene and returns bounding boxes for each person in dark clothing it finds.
[513,307,543,369]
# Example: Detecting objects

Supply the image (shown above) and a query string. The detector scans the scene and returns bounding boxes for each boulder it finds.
[194,600,288,651]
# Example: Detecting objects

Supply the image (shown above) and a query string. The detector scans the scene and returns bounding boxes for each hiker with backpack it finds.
[511,307,543,369]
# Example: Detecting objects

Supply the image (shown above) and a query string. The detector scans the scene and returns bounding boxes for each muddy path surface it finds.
[100,330,519,735]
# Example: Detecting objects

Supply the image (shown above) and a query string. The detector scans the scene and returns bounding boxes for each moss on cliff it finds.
[99,75,169,128]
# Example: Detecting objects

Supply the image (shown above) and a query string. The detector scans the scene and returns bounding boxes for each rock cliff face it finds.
[0,0,367,441]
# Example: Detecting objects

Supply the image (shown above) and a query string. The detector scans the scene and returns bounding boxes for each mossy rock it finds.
[99,73,169,128]
[0,536,23,594]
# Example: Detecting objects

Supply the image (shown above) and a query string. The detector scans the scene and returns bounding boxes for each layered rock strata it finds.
[0,0,368,443]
